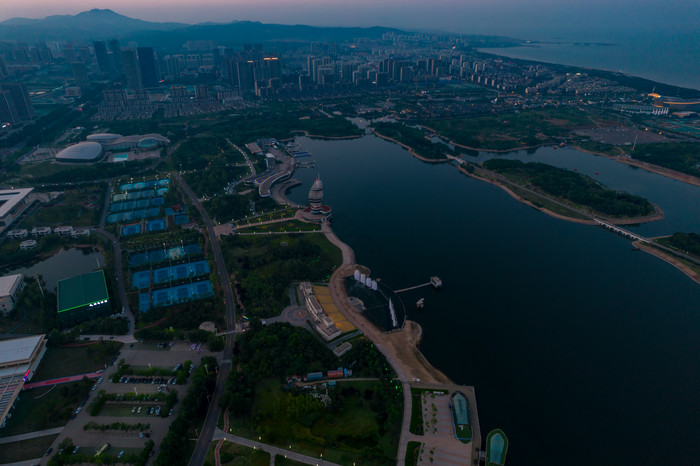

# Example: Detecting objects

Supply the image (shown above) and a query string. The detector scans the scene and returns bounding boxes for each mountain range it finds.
[0,9,404,46]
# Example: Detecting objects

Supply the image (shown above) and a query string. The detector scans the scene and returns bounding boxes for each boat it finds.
[416,298,425,309]
[486,429,509,466]
[430,276,443,288]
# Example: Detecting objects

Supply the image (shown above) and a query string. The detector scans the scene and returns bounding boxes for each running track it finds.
[23,370,104,390]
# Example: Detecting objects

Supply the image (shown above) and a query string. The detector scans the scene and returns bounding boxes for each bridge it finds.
[594,219,649,243]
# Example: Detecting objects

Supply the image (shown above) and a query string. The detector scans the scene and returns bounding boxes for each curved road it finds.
[173,174,237,466]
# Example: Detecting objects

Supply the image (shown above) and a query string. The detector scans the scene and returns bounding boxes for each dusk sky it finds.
[1,0,697,41]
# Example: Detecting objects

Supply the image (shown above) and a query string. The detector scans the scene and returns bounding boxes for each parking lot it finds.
[43,341,219,464]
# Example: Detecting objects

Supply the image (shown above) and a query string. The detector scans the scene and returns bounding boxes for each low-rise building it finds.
[31,226,51,236]
[0,188,34,235]
[0,334,48,429]
[0,274,24,316]
[6,229,28,239]
[19,240,37,250]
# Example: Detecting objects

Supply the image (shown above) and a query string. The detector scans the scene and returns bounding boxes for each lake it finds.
[287,135,700,466]
[6,247,105,291]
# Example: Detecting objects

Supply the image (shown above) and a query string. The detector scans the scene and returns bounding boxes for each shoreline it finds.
[635,241,700,285]
[456,164,664,226]
[372,130,450,163]
[287,130,363,141]
[273,178,452,383]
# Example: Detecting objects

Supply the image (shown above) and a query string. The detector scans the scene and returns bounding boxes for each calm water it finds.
[6,247,105,291]
[480,31,700,91]
[288,135,700,466]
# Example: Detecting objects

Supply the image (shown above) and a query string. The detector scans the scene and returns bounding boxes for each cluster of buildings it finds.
[55,131,169,162]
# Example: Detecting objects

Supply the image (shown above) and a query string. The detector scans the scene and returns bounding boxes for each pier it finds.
[396,276,442,293]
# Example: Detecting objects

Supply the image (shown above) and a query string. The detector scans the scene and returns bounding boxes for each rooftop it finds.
[57,270,109,313]
[0,274,22,297]
[0,188,33,218]
[0,335,44,366]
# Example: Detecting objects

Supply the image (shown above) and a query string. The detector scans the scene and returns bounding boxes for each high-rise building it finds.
[108,39,123,73]
[71,63,90,87]
[121,49,142,90]
[93,40,111,75]
[0,83,33,120]
[0,91,19,125]
[236,60,255,91]
[137,47,159,88]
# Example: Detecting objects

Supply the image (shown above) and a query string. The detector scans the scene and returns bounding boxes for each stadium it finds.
[55,141,103,163]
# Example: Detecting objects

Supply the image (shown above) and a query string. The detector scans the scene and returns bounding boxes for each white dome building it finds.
[55,142,103,163]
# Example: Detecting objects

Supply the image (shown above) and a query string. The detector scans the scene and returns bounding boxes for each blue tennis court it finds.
[130,252,149,268]
[132,270,151,290]
[152,260,210,285]
[151,197,164,206]
[112,193,127,202]
[121,223,142,236]
[139,292,151,312]
[150,280,214,308]
[184,244,201,256]
[174,214,189,225]
[146,219,167,232]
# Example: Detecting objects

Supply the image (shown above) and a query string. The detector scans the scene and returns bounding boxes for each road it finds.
[173,174,237,466]
[211,432,341,466]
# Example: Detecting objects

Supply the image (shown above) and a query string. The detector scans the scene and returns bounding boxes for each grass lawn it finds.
[240,219,321,234]
[33,341,122,381]
[409,388,424,435]
[275,455,309,466]
[21,185,105,228]
[204,441,270,466]
[0,434,58,463]
[0,380,91,436]
[405,441,422,466]
[426,107,600,150]
[237,379,400,465]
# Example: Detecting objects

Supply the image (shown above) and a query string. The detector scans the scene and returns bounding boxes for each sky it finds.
[1,0,698,41]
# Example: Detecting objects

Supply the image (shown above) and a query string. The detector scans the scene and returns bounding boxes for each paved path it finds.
[0,427,63,444]
[175,174,238,466]
[212,431,341,466]
[1,459,43,466]
[23,371,104,389]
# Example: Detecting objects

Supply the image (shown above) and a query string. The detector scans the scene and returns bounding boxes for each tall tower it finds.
[93,40,111,75]
[308,175,324,214]
[0,83,33,120]
[137,47,159,88]
[122,49,142,90]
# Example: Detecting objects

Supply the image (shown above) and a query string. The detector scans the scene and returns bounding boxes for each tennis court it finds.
[121,223,142,236]
[150,280,214,308]
[146,218,167,232]
[152,260,210,285]
[132,270,151,290]
[139,292,151,312]
[174,214,189,225]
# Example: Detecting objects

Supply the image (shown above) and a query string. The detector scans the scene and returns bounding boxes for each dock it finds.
[395,276,443,293]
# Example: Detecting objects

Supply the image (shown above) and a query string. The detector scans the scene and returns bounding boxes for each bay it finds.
[287,135,700,465]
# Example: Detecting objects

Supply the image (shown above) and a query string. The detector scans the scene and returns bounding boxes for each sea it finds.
[480,31,700,91]
[287,135,700,466]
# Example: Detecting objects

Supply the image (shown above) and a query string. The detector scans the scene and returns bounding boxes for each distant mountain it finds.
[0,9,187,41]
[127,21,405,49]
